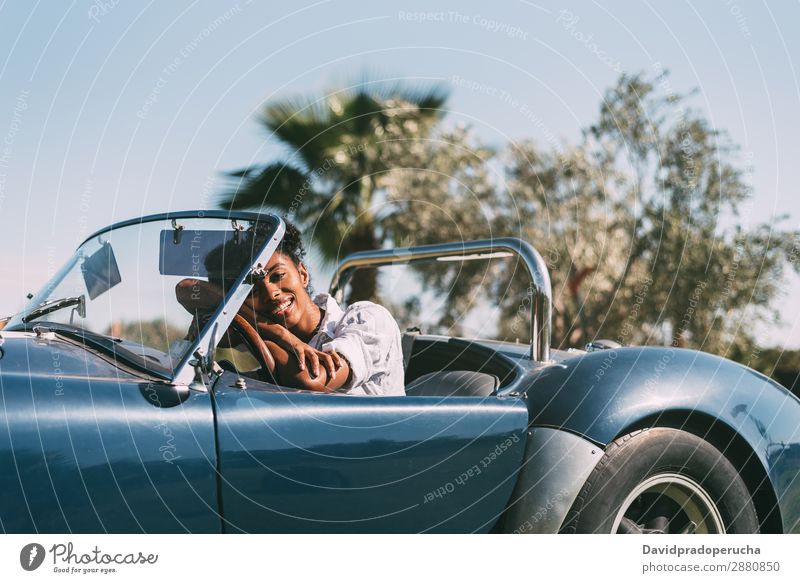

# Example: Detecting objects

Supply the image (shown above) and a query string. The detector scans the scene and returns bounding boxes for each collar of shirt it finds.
[309,293,343,348]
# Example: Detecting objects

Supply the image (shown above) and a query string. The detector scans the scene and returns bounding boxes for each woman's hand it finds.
[265,327,343,378]
[265,340,351,393]
[291,342,344,379]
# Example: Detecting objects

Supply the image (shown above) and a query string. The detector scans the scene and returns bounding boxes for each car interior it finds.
[400,331,519,397]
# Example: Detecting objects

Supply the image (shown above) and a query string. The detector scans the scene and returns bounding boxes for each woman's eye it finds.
[270,272,285,283]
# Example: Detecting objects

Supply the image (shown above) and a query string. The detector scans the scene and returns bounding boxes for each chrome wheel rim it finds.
[612,472,726,534]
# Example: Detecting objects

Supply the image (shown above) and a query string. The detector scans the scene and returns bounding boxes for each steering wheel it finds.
[229,314,276,376]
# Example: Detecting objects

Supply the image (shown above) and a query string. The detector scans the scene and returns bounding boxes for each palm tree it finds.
[218,79,449,302]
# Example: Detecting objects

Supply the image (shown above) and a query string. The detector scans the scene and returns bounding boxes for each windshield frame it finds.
[8,210,284,384]
[172,214,285,384]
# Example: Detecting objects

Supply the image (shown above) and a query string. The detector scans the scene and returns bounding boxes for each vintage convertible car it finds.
[1,211,799,534]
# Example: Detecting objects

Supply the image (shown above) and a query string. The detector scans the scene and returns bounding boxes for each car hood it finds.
[0,330,136,382]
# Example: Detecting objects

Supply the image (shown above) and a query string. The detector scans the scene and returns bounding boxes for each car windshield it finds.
[5,214,279,378]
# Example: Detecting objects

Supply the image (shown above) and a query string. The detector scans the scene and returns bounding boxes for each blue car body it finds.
[1,211,799,533]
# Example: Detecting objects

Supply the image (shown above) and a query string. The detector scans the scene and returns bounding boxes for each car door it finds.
[212,371,528,533]
[0,334,220,533]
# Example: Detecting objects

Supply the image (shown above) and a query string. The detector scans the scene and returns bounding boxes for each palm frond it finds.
[220,74,453,278]
[259,96,342,170]
[350,77,449,117]
[340,90,385,137]
[218,163,310,211]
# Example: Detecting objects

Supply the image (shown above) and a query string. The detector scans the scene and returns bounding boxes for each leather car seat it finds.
[404,369,499,397]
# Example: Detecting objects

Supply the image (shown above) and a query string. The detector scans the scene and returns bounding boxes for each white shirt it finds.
[307,293,406,396]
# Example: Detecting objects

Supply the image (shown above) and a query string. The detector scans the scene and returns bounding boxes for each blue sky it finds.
[1,0,799,346]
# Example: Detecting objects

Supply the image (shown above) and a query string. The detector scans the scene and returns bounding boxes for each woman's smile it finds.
[270,296,295,318]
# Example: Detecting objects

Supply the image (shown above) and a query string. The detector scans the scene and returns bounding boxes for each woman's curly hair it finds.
[277,217,312,291]
[276,218,307,267]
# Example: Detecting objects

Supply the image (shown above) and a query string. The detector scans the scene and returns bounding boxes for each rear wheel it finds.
[562,428,759,534]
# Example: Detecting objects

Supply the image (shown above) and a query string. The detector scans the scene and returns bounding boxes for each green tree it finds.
[380,125,501,332]
[218,80,448,301]
[502,71,800,357]
[497,142,633,346]
[394,71,799,362]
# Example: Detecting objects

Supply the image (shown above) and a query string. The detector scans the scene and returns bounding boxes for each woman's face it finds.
[248,251,314,330]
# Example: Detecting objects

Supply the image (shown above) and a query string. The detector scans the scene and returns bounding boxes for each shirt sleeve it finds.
[320,301,401,390]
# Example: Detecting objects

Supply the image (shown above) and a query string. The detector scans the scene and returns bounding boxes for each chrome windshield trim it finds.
[172,217,286,385]
[79,210,274,248]
[329,237,553,363]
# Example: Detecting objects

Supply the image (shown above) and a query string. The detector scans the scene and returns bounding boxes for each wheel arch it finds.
[614,409,782,533]
[524,347,800,533]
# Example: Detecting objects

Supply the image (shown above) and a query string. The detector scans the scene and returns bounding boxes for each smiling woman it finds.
[176,219,405,395]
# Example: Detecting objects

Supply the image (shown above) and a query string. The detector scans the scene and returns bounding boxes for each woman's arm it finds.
[267,339,350,393]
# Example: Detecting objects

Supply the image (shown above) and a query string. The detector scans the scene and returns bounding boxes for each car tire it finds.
[561,428,759,534]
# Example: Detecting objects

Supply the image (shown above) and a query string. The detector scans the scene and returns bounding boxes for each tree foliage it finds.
[219,71,800,373]
[500,72,800,358]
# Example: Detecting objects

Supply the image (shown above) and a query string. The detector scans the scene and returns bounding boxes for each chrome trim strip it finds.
[329,237,552,362]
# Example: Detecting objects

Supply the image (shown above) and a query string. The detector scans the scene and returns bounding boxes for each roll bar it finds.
[329,237,552,362]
